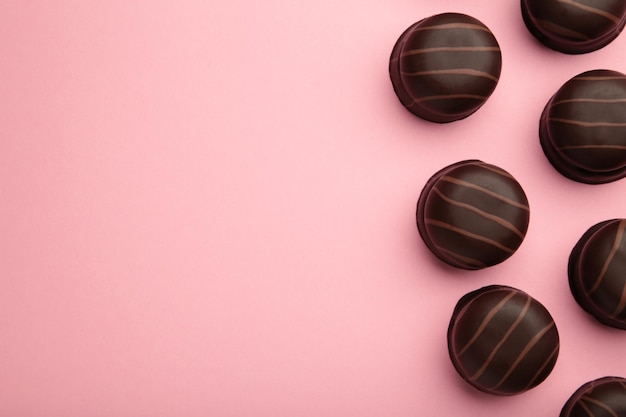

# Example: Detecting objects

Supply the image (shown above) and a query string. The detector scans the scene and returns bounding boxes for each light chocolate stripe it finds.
[469,162,516,180]
[457,290,517,355]
[575,76,626,80]
[581,395,619,417]
[410,94,488,104]
[432,187,525,239]
[439,176,530,211]
[490,321,556,390]
[551,98,626,106]
[522,343,559,391]
[589,220,626,294]
[412,23,493,33]
[549,118,626,127]
[400,68,499,82]
[610,284,626,318]
[619,380,626,391]
[557,0,621,23]
[401,46,500,57]
[558,145,626,150]
[433,244,488,268]
[578,400,596,417]
[470,296,532,381]
[531,17,591,40]
[424,219,516,254]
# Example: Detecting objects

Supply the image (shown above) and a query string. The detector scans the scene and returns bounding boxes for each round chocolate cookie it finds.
[416,160,530,270]
[568,219,626,330]
[521,0,626,54]
[448,285,560,396]
[560,376,626,417]
[389,13,502,123]
[539,69,626,184]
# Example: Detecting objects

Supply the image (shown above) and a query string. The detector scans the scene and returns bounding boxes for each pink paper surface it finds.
[1,1,626,416]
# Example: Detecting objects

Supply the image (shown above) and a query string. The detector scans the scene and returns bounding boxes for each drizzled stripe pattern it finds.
[389,13,501,122]
[418,161,529,270]
[448,286,560,395]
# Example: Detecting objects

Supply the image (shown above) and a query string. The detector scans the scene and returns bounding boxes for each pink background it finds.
[1,1,626,416]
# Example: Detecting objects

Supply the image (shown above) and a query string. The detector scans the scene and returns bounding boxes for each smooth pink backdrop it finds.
[1,1,626,416]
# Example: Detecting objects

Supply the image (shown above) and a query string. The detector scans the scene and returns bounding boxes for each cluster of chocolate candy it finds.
[388,1,626,414]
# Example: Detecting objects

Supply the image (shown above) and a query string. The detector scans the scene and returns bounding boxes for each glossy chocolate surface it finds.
[569,219,626,329]
[389,13,501,123]
[560,376,626,417]
[539,69,626,184]
[416,160,529,270]
[448,285,560,395]
[522,0,626,54]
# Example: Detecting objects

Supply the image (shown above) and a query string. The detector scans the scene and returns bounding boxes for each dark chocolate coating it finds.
[568,219,626,329]
[560,376,626,417]
[539,69,626,184]
[521,0,626,54]
[389,13,502,123]
[416,160,530,270]
[448,285,560,396]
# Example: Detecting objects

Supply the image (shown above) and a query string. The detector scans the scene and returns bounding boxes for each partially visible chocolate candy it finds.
[448,285,560,395]
[521,0,626,54]
[569,219,626,330]
[560,376,626,417]
[389,13,501,123]
[416,160,530,270]
[539,69,626,184]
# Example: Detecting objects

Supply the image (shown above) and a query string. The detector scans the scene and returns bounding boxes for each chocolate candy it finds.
[448,285,560,396]
[416,160,529,270]
[521,0,626,54]
[560,376,626,417]
[568,219,626,329]
[539,69,626,184]
[389,13,501,123]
